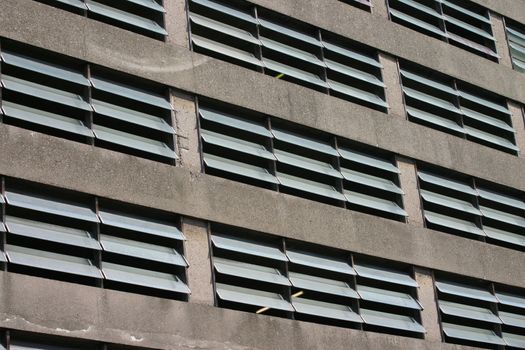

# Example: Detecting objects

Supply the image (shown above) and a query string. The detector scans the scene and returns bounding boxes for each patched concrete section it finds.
[183,218,214,305]
[1,125,525,288]
[491,14,513,68]
[379,53,405,118]
[164,0,190,48]
[509,101,525,158]
[371,0,389,19]
[397,158,424,227]
[172,91,202,172]
[0,272,485,350]
[415,268,442,342]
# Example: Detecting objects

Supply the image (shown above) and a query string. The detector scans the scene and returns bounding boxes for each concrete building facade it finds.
[0,0,525,349]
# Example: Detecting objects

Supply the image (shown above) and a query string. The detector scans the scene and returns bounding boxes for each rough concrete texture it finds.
[1,0,525,195]
[397,158,425,227]
[172,91,202,172]
[415,268,442,342]
[248,0,525,104]
[164,0,190,48]
[182,218,214,305]
[509,101,525,158]
[371,0,389,19]
[491,14,513,68]
[0,272,484,350]
[378,53,406,118]
[468,0,525,25]
[1,125,525,288]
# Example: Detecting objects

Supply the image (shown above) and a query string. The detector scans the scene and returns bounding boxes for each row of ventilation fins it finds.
[0,184,189,298]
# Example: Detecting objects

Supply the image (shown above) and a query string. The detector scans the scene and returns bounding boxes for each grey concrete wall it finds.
[379,53,405,118]
[509,101,525,158]
[397,158,424,227]
[172,91,202,172]
[415,268,442,342]
[491,14,513,68]
[164,0,190,48]
[1,124,525,289]
[1,1,524,195]
[0,272,483,350]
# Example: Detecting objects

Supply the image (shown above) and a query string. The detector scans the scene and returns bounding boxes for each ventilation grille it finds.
[0,46,177,164]
[188,0,387,112]
[505,20,525,74]
[33,0,167,39]
[400,64,516,154]
[388,0,498,61]
[199,104,406,222]
[211,229,425,338]
[436,277,525,348]
[0,179,189,300]
[418,168,525,251]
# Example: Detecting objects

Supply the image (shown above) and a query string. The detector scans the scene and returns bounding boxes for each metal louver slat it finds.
[354,263,418,287]
[499,311,525,328]
[1,75,92,111]
[504,333,525,348]
[1,101,93,137]
[286,249,354,275]
[216,283,294,311]
[338,148,399,173]
[127,0,165,12]
[93,124,177,159]
[484,226,525,247]
[90,76,172,110]
[98,209,185,240]
[52,0,87,9]
[100,235,187,266]
[258,18,321,47]
[344,190,407,216]
[406,106,465,134]
[358,285,422,310]
[477,188,525,210]
[341,168,403,194]
[322,41,382,68]
[403,87,462,114]
[272,128,337,156]
[102,262,190,293]
[327,80,388,108]
[6,244,102,279]
[292,297,362,322]
[192,35,263,67]
[400,70,457,96]
[389,9,447,38]
[443,15,494,40]
[496,291,525,309]
[211,233,287,261]
[420,189,481,215]
[190,14,260,45]
[263,58,329,88]
[214,257,290,286]
[435,280,498,302]
[204,153,279,184]
[480,205,525,227]
[360,308,425,333]
[274,149,342,178]
[447,32,498,58]
[418,171,477,195]
[442,323,505,345]
[5,190,99,223]
[199,107,272,137]
[461,107,514,133]
[92,99,174,133]
[278,172,346,201]
[1,51,90,86]
[425,211,485,237]
[289,272,359,298]
[458,90,510,115]
[260,37,325,67]
[192,0,257,24]
[325,59,385,87]
[85,1,168,36]
[398,0,442,18]
[440,0,490,24]
[5,216,101,250]
[202,129,275,160]
[439,300,501,323]
[464,125,519,152]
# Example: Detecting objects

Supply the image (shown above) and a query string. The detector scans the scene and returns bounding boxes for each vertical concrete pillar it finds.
[491,13,513,68]
[396,157,425,227]
[378,53,406,119]
[509,101,525,158]
[183,218,215,305]
[371,0,389,20]
[164,0,190,48]
[415,268,442,342]
[171,90,202,172]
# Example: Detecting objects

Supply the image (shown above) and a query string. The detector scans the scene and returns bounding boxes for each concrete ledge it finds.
[248,0,525,104]
[1,125,525,288]
[0,1,525,193]
[0,272,480,350]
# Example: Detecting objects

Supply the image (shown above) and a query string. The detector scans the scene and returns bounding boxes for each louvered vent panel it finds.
[506,21,525,74]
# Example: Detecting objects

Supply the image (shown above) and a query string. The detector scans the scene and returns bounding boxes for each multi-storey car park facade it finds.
[1,0,525,349]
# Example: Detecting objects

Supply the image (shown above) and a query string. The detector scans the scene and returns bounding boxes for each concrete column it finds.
[378,53,406,119]
[371,0,389,19]
[415,268,442,342]
[509,101,525,158]
[171,90,202,172]
[491,13,513,68]
[164,0,190,48]
[182,217,215,305]
[396,157,425,227]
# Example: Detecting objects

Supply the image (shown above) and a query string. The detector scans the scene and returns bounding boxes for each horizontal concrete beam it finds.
[1,124,524,288]
[249,0,525,104]
[1,0,525,194]
[0,272,480,350]
[469,0,525,25]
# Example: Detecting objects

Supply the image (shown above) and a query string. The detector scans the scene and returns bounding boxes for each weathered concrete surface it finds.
[182,218,214,305]
[379,53,405,118]
[172,91,202,172]
[397,158,424,227]
[164,0,190,48]
[415,268,442,342]
[0,272,483,350]
[509,101,525,158]
[1,0,524,194]
[1,125,525,288]
[491,14,513,68]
